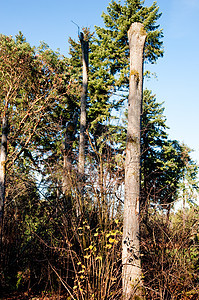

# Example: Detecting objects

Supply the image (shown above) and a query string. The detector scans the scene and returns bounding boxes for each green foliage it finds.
[95,0,163,89]
[68,28,115,134]
[116,89,193,210]
[177,144,199,207]
[141,89,198,212]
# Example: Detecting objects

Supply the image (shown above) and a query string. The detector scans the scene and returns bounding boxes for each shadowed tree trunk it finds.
[122,22,147,300]
[62,113,78,210]
[62,126,73,197]
[0,112,8,239]
[182,175,186,233]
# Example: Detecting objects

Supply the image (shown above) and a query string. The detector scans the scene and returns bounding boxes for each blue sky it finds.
[1,0,199,163]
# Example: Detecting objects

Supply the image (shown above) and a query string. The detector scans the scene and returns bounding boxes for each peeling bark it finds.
[122,22,147,300]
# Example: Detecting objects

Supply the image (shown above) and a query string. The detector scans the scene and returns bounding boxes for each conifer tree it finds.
[67,29,122,217]
[95,0,163,90]
[94,1,163,298]
[141,90,186,219]
[177,144,199,230]
[68,29,115,137]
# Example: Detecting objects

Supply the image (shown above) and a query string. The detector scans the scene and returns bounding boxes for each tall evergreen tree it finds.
[141,89,186,218]
[95,0,163,90]
[93,1,163,298]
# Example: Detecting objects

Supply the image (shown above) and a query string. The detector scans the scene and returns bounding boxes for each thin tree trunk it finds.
[77,32,88,214]
[122,22,147,300]
[62,114,78,210]
[166,204,171,226]
[62,129,72,197]
[0,113,8,238]
[182,175,186,233]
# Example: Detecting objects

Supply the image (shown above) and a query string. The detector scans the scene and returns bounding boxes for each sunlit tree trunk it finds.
[122,22,147,300]
[77,32,88,214]
[0,113,8,237]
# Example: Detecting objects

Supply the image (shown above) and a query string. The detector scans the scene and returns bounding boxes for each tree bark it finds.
[62,128,72,197]
[0,113,8,236]
[77,32,88,214]
[122,22,147,300]
[62,113,78,209]
[182,175,186,233]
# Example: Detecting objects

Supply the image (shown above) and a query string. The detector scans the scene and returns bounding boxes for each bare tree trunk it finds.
[166,204,171,226]
[182,175,186,233]
[62,114,78,209]
[62,129,72,197]
[77,32,88,214]
[122,22,147,300]
[0,113,8,238]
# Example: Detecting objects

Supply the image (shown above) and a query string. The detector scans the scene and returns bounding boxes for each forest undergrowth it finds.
[0,194,198,299]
